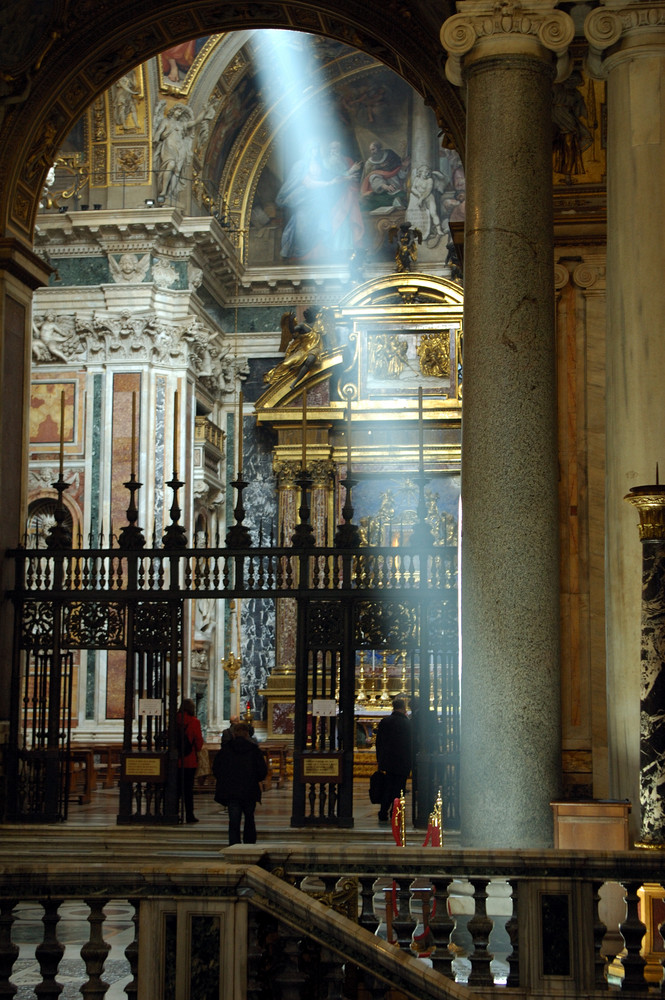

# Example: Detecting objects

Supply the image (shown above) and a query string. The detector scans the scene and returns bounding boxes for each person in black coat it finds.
[375,696,412,823]
[213,722,268,845]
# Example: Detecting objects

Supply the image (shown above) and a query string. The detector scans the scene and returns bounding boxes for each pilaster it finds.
[585,1,665,830]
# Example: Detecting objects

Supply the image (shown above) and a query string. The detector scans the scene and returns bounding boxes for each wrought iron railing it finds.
[10,544,457,599]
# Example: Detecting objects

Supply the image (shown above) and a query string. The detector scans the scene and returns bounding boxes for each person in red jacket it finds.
[176,698,204,824]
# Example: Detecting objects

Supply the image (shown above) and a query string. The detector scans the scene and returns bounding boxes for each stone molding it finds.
[441,0,575,86]
[586,2,665,76]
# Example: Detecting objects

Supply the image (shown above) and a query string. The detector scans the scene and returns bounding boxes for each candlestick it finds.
[302,391,307,471]
[418,385,424,474]
[237,389,243,476]
[130,391,136,477]
[173,389,179,476]
[346,398,352,475]
[58,389,65,477]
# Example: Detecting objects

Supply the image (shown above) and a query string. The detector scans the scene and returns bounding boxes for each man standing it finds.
[213,722,268,845]
[375,697,412,823]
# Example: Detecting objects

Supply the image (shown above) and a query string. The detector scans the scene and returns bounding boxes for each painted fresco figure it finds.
[361,140,410,212]
[276,140,363,260]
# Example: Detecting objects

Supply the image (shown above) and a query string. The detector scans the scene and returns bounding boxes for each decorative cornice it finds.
[585,2,665,77]
[441,0,575,86]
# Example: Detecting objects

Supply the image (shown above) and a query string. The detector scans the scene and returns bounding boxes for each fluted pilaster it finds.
[585,1,665,832]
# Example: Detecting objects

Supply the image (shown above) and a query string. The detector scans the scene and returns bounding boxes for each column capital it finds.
[585,1,665,77]
[441,0,574,87]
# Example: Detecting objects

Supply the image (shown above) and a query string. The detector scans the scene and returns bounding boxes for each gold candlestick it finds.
[379,655,391,703]
[356,651,367,707]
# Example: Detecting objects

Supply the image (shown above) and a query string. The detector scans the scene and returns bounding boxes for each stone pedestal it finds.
[441,1,574,847]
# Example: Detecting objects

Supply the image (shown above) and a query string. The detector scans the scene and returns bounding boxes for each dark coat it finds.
[375,710,412,777]
[213,736,267,806]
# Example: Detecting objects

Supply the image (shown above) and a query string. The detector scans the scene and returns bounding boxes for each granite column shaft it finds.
[441,3,574,846]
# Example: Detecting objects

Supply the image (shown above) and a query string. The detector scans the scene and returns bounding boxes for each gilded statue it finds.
[390,222,422,273]
[417,330,450,378]
[264,306,332,386]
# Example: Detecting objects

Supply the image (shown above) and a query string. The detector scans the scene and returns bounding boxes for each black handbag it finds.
[369,769,385,804]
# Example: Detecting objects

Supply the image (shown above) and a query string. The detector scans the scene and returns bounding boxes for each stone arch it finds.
[0,0,464,244]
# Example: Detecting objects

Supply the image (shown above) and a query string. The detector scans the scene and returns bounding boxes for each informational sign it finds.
[311,699,337,717]
[299,753,342,783]
[121,754,166,782]
[137,698,162,716]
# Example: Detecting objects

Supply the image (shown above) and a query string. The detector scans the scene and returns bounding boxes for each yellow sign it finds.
[301,755,341,782]
[123,755,164,780]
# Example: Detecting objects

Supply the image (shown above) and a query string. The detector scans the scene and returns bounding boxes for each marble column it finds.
[585,0,665,833]
[441,1,574,846]
[624,485,665,847]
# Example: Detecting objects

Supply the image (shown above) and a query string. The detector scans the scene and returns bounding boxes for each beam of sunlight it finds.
[255,30,364,261]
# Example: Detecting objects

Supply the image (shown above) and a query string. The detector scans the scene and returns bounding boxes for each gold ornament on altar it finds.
[417,330,450,378]
[221,650,241,680]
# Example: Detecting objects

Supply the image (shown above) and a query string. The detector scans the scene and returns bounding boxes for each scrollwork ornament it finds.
[441,3,574,86]
[308,601,345,648]
[21,601,55,649]
[572,262,604,290]
[553,263,570,290]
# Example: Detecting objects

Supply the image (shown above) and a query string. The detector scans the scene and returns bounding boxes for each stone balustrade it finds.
[0,849,663,997]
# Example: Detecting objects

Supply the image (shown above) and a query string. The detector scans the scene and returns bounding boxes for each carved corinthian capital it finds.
[585,2,665,78]
[441,0,575,86]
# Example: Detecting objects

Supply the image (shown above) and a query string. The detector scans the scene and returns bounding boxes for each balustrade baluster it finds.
[592,879,608,991]
[320,945,346,999]
[123,898,139,1000]
[35,897,65,999]
[466,878,494,987]
[273,926,306,1000]
[80,898,111,999]
[619,880,648,991]
[429,877,454,978]
[0,899,18,998]
[505,881,519,988]
[392,877,415,951]
[359,876,379,933]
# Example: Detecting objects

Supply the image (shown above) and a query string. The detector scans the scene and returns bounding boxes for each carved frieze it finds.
[31,307,241,398]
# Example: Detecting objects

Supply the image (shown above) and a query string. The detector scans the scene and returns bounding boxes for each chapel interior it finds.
[1,0,665,995]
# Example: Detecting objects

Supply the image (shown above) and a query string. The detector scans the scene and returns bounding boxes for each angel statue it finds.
[152,99,216,201]
[264,307,332,387]
[390,222,422,273]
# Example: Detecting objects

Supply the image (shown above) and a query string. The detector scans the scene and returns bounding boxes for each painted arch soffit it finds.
[0,1,465,241]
